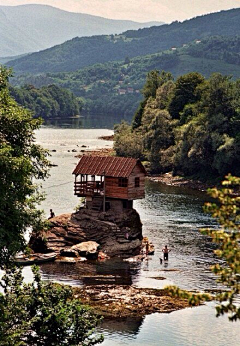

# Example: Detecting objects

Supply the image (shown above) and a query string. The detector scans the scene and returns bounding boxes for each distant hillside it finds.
[0,4,162,57]
[0,53,27,64]
[10,84,81,120]
[11,36,240,120]
[8,8,240,73]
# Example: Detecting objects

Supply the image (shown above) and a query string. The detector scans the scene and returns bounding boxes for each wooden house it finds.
[73,156,146,212]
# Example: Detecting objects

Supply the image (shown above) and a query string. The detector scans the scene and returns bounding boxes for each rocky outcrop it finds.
[60,241,100,259]
[73,285,190,318]
[29,208,143,257]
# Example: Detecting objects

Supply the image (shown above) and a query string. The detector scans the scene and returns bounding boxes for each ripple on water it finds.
[33,127,237,346]
[100,303,240,346]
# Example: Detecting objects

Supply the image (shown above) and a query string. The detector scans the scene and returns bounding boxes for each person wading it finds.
[162,245,171,261]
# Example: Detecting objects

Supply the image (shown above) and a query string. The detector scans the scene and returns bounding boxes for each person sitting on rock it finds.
[48,209,55,219]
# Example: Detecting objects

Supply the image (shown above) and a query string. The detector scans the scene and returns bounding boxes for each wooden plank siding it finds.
[128,165,145,199]
[105,164,145,200]
[73,157,146,200]
[105,177,129,199]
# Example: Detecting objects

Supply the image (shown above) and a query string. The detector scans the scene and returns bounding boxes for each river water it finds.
[26,124,240,345]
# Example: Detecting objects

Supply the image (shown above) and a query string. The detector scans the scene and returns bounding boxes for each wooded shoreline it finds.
[77,145,212,192]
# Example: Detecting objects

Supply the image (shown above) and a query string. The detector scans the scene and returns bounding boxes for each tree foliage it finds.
[10,84,82,120]
[0,266,103,345]
[167,175,240,321]
[0,67,50,265]
[10,35,240,121]
[114,70,240,181]
[0,66,103,344]
[114,121,144,159]
[168,72,204,120]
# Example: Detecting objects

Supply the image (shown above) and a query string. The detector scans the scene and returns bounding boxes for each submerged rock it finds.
[73,285,190,318]
[29,208,143,257]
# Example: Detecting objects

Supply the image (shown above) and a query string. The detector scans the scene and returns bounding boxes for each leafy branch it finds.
[167,174,240,321]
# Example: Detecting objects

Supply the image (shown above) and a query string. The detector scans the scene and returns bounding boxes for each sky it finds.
[0,0,239,22]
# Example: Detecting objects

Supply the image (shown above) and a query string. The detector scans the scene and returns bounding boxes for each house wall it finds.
[104,164,145,200]
[105,177,129,199]
[128,164,145,199]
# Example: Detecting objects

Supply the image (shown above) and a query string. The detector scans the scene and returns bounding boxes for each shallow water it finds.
[10,126,240,345]
[99,303,239,346]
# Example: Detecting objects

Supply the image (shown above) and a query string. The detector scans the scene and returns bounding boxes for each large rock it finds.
[72,241,100,259]
[29,208,143,257]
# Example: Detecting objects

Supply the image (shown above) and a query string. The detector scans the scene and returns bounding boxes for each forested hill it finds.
[0,4,162,57]
[8,8,240,74]
[11,36,240,119]
[9,84,81,120]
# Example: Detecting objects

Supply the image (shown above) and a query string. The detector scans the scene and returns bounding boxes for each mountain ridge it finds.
[7,8,240,73]
[0,4,163,57]
[11,35,240,119]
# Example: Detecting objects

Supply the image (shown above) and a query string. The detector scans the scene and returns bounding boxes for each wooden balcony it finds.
[74,181,104,197]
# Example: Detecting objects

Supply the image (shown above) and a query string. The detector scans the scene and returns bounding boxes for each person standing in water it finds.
[146,241,149,255]
[162,245,171,261]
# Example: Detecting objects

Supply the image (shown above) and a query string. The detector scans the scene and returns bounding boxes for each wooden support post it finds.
[103,171,106,212]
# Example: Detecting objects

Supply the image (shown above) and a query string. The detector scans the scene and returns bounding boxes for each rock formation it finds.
[29,208,143,257]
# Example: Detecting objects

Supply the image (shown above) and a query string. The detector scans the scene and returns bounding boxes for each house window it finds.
[135,177,140,187]
[118,178,128,187]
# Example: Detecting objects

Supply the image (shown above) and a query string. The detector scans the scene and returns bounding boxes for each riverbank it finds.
[35,127,238,346]
[76,147,115,157]
[73,285,190,318]
[149,172,212,192]
[76,145,212,192]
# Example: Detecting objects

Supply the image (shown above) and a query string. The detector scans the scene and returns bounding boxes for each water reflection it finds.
[99,316,144,338]
[40,258,142,287]
[39,179,220,292]
[133,179,219,291]
[43,114,129,129]
[100,303,240,346]
[34,127,237,345]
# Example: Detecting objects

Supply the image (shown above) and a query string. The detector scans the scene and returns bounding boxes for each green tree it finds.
[132,71,173,129]
[168,72,204,120]
[10,84,81,120]
[0,66,103,344]
[0,67,50,265]
[0,266,103,345]
[167,175,240,321]
[173,74,240,178]
[114,121,144,159]
[132,99,147,130]
[141,97,174,172]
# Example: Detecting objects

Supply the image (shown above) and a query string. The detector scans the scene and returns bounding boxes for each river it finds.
[25,124,240,345]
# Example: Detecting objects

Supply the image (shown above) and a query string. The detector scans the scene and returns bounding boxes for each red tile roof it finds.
[73,156,146,178]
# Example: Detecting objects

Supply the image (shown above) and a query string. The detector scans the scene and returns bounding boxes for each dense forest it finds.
[11,36,240,119]
[114,71,240,181]
[10,84,82,119]
[7,8,240,73]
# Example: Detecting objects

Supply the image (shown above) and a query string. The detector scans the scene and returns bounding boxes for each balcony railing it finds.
[74,181,104,197]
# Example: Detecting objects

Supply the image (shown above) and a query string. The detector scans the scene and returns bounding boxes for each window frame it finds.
[135,177,140,188]
[118,177,128,187]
